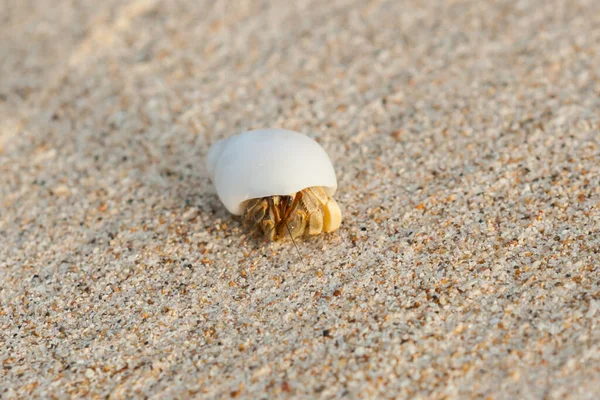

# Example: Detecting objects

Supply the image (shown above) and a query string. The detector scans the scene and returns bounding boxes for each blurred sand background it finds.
[1,0,599,398]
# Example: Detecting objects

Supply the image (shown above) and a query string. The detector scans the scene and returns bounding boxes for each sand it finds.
[1,0,599,398]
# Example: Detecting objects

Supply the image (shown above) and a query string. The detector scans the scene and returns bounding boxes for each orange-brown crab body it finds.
[243,187,342,240]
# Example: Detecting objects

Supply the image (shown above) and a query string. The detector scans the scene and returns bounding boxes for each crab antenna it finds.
[285,220,307,269]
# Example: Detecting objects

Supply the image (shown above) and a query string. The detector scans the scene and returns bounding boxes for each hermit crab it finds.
[206,128,342,240]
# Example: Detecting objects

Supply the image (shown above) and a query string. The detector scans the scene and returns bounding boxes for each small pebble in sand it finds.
[206,128,342,240]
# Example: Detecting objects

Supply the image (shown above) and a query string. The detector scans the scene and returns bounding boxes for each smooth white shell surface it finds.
[207,129,338,215]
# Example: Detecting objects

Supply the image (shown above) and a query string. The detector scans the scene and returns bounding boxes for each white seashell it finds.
[207,128,338,215]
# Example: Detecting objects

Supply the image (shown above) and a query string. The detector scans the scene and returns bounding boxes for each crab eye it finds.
[286,196,295,207]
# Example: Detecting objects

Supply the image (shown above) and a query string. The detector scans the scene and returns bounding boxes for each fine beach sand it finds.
[1,0,599,398]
